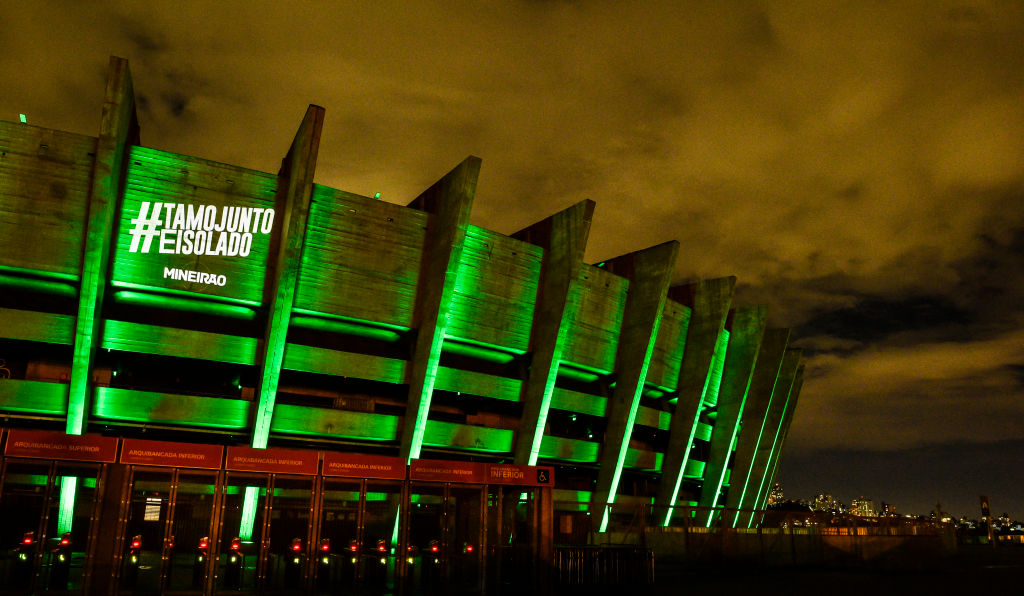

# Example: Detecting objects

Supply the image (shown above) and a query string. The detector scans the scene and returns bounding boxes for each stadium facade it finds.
[0,57,804,594]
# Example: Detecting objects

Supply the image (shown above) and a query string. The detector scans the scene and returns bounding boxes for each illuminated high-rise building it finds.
[850,497,877,517]
[0,57,805,593]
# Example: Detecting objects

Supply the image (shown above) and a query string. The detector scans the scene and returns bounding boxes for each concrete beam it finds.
[653,277,735,525]
[399,157,480,461]
[67,56,139,435]
[725,328,790,526]
[697,305,767,525]
[251,105,325,448]
[512,200,595,465]
[589,241,679,532]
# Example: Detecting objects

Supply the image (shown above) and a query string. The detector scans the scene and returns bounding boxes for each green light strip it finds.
[661,328,729,527]
[598,312,666,533]
[57,476,77,534]
[407,331,445,461]
[238,486,260,541]
[526,359,561,466]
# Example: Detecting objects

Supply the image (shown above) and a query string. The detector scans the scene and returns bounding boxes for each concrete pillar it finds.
[756,363,805,516]
[589,241,679,532]
[697,305,767,525]
[653,277,735,525]
[250,105,324,448]
[399,157,480,461]
[67,56,139,435]
[741,348,802,526]
[512,200,595,465]
[724,328,790,526]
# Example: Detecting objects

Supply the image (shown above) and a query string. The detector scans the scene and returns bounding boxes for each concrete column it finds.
[250,105,325,448]
[589,241,679,532]
[741,348,802,526]
[512,200,595,465]
[756,363,805,516]
[724,328,790,526]
[697,305,767,525]
[399,157,480,461]
[67,55,139,435]
[653,277,735,525]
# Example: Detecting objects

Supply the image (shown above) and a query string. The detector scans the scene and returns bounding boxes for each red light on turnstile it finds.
[377,540,386,553]
[130,535,142,549]
[231,537,242,551]
[348,540,358,552]
[429,540,439,553]
[59,533,71,546]
[22,534,33,545]
[198,538,209,550]
[291,538,302,552]
[464,543,474,553]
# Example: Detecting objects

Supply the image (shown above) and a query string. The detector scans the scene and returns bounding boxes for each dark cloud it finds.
[2,0,1023,515]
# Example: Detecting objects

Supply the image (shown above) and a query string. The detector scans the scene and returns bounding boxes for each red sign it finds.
[410,459,487,483]
[323,452,406,480]
[410,459,555,486]
[5,429,118,463]
[487,464,554,486]
[226,446,319,475]
[121,438,223,469]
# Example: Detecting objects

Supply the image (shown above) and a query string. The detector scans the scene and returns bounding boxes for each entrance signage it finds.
[120,438,223,469]
[410,459,555,486]
[5,429,118,463]
[410,459,486,483]
[488,463,554,487]
[226,446,319,475]
[323,452,406,480]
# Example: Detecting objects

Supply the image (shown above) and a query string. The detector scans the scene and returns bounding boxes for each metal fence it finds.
[551,501,959,580]
[553,546,654,587]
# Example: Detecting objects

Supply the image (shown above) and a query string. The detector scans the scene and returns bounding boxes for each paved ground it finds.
[646,546,1024,595]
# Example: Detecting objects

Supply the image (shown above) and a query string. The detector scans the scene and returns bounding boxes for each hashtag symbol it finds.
[128,201,164,253]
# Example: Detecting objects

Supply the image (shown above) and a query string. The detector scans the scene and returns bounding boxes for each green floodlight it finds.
[19,114,27,124]
[373,191,382,199]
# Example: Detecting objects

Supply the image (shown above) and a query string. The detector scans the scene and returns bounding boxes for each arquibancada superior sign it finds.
[109,147,281,303]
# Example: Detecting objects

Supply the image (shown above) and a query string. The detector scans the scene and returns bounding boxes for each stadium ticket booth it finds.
[0,430,554,596]
[0,429,117,595]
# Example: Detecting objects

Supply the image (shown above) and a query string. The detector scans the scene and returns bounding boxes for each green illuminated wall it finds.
[0,122,93,277]
[560,266,628,375]
[445,225,542,353]
[295,185,426,328]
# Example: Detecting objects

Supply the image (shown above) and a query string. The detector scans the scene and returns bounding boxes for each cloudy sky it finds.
[3,1,1022,518]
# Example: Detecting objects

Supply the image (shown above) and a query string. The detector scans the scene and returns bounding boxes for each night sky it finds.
[3,2,1022,519]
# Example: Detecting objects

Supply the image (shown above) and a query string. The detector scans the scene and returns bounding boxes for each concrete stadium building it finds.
[0,57,804,594]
